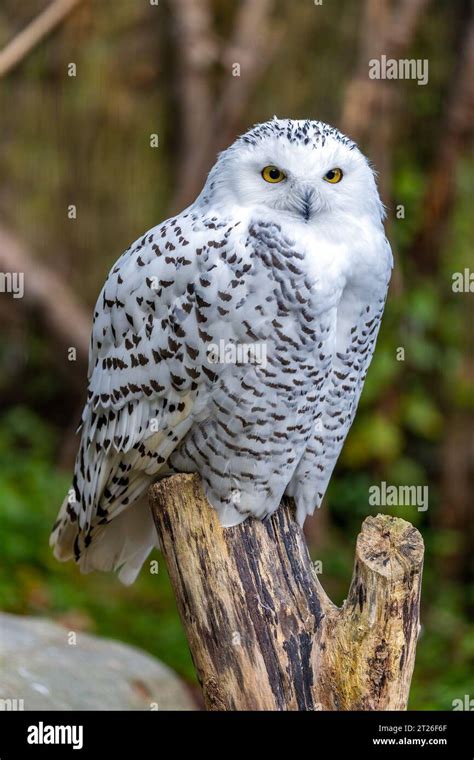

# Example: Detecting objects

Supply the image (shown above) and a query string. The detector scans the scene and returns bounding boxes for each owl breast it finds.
[168,214,389,527]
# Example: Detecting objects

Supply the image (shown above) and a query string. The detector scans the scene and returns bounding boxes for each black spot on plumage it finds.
[185,343,199,360]
[202,366,217,382]
[66,503,77,522]
[196,294,211,308]
[170,373,186,387]
[173,323,186,338]
[150,379,165,393]
[198,328,213,342]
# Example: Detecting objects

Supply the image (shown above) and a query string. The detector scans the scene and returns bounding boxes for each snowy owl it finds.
[51,118,392,584]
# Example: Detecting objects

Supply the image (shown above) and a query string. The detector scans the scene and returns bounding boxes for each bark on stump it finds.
[149,473,423,711]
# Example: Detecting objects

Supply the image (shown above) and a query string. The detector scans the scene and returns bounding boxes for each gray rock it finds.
[0,612,196,710]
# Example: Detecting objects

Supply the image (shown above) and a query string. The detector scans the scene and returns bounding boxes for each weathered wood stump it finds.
[149,473,424,711]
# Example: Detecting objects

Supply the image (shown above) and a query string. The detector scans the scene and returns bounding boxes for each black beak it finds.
[301,189,313,221]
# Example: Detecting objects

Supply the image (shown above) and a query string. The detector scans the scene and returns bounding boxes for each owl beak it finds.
[298,185,316,221]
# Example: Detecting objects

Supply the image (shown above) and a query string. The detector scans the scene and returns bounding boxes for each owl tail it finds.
[50,492,158,586]
[77,495,159,585]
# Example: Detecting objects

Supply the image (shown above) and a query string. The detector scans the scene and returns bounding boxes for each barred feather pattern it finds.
[50,118,392,583]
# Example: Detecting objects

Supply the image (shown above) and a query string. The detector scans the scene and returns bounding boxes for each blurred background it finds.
[0,0,472,710]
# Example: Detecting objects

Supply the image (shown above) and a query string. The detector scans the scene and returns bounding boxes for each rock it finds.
[0,612,196,710]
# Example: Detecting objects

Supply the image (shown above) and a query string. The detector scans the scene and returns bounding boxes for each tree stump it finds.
[149,473,424,711]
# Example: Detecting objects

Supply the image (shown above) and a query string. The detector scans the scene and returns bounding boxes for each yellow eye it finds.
[323,168,343,183]
[261,165,286,183]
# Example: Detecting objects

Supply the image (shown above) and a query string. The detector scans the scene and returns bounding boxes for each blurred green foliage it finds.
[0,407,194,681]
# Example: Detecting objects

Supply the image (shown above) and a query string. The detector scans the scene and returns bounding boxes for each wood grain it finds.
[150,473,423,711]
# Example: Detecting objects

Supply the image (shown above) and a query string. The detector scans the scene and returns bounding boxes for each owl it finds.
[51,118,392,584]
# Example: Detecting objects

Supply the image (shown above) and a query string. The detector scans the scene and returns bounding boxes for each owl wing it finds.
[50,209,249,578]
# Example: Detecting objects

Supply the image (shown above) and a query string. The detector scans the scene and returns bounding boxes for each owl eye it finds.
[261,165,286,183]
[323,168,343,184]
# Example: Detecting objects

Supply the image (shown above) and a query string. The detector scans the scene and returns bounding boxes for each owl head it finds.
[199,118,385,226]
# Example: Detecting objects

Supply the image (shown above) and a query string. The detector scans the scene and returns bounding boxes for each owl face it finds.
[206,119,384,226]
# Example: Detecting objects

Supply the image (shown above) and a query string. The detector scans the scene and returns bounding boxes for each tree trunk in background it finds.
[0,223,90,389]
[409,7,474,274]
[341,0,430,207]
[409,7,474,590]
[439,409,474,584]
[169,0,280,211]
[150,474,424,711]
